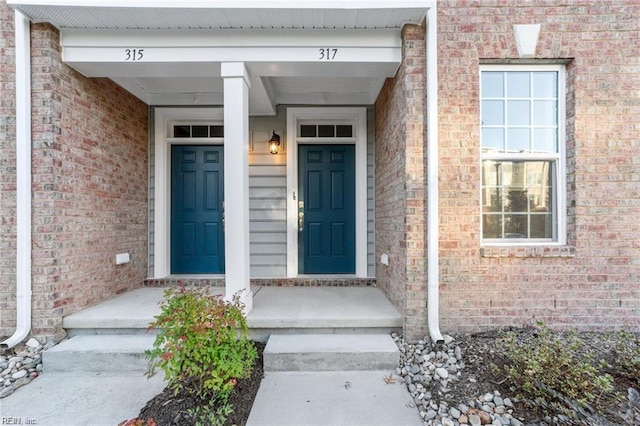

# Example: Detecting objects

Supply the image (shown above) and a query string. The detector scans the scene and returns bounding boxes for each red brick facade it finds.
[374,1,639,337]
[435,0,640,332]
[1,1,149,340]
[375,25,429,340]
[0,3,17,336]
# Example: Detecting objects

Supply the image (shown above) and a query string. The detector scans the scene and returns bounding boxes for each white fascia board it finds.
[60,29,401,73]
[61,29,402,47]
[9,0,426,10]
[63,47,400,65]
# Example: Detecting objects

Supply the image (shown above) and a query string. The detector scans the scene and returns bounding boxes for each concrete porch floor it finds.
[63,286,403,340]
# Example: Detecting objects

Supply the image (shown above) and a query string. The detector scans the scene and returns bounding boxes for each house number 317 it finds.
[124,49,144,61]
[318,48,338,60]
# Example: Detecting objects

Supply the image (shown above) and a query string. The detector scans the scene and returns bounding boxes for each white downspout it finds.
[1,10,32,350]
[426,3,444,344]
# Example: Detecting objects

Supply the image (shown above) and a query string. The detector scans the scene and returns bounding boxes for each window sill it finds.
[480,246,575,258]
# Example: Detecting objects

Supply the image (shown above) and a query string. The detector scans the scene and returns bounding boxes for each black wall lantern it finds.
[268,131,281,154]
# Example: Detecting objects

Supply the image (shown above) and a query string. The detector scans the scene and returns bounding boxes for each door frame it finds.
[153,107,224,278]
[286,107,368,278]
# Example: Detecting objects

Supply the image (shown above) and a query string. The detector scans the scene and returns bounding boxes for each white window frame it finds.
[286,107,368,277]
[479,64,567,246]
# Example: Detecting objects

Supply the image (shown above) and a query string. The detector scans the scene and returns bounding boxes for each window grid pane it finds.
[481,71,558,155]
[481,68,561,242]
[481,160,555,240]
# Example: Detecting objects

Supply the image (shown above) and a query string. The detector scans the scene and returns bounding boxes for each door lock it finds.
[298,211,304,232]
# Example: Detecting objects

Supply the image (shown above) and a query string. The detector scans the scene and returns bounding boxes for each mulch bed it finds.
[136,342,265,426]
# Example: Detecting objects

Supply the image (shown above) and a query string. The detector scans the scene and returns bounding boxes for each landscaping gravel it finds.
[393,330,639,426]
[0,338,51,399]
[393,332,530,426]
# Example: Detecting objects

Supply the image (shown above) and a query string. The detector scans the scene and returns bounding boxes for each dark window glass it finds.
[192,125,209,138]
[300,125,316,137]
[336,125,353,137]
[318,125,335,137]
[481,160,554,240]
[173,125,190,138]
[209,126,224,137]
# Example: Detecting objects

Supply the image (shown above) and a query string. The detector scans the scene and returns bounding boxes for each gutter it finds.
[426,3,444,344]
[1,10,32,350]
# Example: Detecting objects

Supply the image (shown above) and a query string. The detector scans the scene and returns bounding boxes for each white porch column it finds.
[221,62,252,313]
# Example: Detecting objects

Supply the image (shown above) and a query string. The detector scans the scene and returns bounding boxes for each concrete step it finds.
[43,335,156,373]
[263,334,399,372]
[62,287,403,342]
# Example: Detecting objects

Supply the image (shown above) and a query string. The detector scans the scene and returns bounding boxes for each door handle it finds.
[222,201,225,232]
[298,211,304,232]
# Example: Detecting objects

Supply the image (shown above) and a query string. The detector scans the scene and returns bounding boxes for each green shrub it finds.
[146,285,257,403]
[611,330,640,385]
[500,322,614,408]
[188,400,233,426]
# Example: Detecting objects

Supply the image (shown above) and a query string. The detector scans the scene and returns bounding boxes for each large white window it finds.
[480,65,566,244]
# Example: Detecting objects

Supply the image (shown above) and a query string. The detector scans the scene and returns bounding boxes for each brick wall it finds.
[1,5,149,341]
[0,1,17,337]
[375,24,429,340]
[437,0,640,332]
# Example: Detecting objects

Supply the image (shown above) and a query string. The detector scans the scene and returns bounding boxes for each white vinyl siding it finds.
[248,155,288,277]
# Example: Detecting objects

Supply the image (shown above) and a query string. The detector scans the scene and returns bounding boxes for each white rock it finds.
[435,367,449,379]
[450,407,461,418]
[455,345,462,360]
[25,338,40,348]
[425,409,437,420]
[469,414,482,426]
[442,418,455,426]
[11,370,27,380]
[0,386,14,398]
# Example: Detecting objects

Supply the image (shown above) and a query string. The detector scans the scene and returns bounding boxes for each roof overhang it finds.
[8,1,428,30]
[8,1,432,115]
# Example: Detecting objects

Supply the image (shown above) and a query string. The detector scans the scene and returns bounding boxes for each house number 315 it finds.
[318,48,338,60]
[124,49,144,61]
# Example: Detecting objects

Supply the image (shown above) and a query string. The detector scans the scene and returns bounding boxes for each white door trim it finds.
[286,107,368,278]
[152,107,224,278]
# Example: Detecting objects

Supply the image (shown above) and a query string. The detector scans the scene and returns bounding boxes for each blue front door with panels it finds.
[298,144,356,274]
[171,145,224,274]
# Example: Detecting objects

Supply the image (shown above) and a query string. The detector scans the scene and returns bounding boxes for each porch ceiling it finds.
[9,1,429,115]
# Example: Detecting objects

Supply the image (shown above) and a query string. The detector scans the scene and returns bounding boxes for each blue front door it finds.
[171,145,224,274]
[298,144,356,274]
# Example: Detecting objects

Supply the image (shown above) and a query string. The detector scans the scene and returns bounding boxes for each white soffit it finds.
[8,1,427,30]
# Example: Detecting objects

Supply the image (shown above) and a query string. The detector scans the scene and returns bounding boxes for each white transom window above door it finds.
[286,107,369,278]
